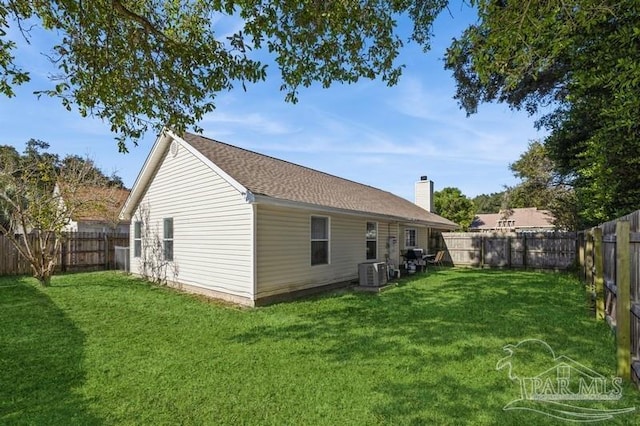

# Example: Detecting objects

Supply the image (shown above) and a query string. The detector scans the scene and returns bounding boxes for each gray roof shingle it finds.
[182,132,457,229]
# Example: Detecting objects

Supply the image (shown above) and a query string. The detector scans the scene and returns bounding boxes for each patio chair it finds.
[427,250,445,268]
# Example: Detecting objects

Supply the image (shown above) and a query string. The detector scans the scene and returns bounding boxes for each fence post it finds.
[593,227,605,320]
[616,220,631,380]
[104,233,109,270]
[522,233,527,269]
[585,230,594,293]
[61,237,67,273]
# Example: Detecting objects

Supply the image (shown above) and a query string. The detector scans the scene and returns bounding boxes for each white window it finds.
[163,218,174,261]
[133,221,142,258]
[405,228,417,248]
[311,216,329,265]
[366,222,377,260]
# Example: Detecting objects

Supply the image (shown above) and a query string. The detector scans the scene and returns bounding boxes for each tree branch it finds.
[110,0,174,45]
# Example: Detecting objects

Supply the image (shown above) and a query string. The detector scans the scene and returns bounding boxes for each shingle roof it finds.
[181,132,457,229]
[70,186,131,222]
[471,207,555,230]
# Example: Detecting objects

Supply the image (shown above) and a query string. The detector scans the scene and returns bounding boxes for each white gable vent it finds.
[170,140,179,157]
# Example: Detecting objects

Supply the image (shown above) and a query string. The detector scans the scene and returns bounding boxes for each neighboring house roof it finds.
[471,207,555,231]
[68,186,131,223]
[122,130,457,230]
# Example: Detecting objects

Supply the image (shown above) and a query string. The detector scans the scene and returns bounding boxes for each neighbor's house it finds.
[62,185,131,233]
[470,207,556,233]
[120,130,457,306]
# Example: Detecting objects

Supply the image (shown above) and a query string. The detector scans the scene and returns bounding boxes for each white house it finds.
[120,130,457,306]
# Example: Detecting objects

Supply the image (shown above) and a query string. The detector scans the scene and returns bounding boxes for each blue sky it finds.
[0,4,546,201]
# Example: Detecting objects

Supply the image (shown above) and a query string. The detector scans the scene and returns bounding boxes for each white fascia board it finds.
[120,129,172,220]
[167,130,252,202]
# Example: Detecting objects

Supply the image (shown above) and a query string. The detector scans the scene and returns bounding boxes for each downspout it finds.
[246,190,258,305]
[251,203,258,305]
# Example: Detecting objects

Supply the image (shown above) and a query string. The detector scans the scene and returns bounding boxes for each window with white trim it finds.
[134,221,142,257]
[163,218,174,261]
[311,216,329,265]
[366,221,377,260]
[405,228,417,248]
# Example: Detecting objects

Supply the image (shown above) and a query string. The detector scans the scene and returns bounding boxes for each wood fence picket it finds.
[0,232,129,276]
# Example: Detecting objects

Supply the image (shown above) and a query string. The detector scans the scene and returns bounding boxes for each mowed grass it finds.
[1,269,640,425]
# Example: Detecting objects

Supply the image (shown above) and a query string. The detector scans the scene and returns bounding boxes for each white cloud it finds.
[388,73,545,165]
[201,110,297,136]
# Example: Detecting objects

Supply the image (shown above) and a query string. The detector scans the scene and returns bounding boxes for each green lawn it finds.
[1,269,639,425]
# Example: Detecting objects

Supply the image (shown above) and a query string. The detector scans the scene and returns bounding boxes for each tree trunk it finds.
[29,235,59,287]
[35,271,52,286]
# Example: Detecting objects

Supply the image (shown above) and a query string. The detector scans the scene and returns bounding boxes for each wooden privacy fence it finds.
[579,209,640,384]
[0,232,129,276]
[430,232,577,270]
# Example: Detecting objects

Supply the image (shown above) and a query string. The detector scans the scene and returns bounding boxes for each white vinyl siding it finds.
[255,205,396,299]
[130,141,254,299]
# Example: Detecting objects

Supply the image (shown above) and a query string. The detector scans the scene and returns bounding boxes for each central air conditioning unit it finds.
[358,262,389,287]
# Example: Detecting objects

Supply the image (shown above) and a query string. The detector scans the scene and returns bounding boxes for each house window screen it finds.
[134,221,142,258]
[405,228,417,248]
[366,222,377,260]
[311,216,329,265]
[163,218,174,261]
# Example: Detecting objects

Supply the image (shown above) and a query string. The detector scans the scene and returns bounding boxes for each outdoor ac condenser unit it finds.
[358,262,389,287]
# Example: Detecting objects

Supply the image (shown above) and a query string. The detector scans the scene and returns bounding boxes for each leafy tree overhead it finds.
[433,187,475,231]
[0,140,126,285]
[445,0,640,226]
[1,0,448,150]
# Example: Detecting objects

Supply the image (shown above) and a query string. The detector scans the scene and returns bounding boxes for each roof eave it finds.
[252,194,458,229]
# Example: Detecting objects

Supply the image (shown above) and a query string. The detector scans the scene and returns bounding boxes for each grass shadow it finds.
[0,277,100,425]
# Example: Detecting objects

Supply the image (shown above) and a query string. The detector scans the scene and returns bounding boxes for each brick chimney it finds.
[415,175,434,212]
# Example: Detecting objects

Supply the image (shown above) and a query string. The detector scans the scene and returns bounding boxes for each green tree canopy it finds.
[1,0,448,150]
[506,141,578,230]
[433,187,474,231]
[445,0,640,226]
[471,191,504,214]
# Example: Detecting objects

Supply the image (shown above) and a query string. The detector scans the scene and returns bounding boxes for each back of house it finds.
[121,130,457,305]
